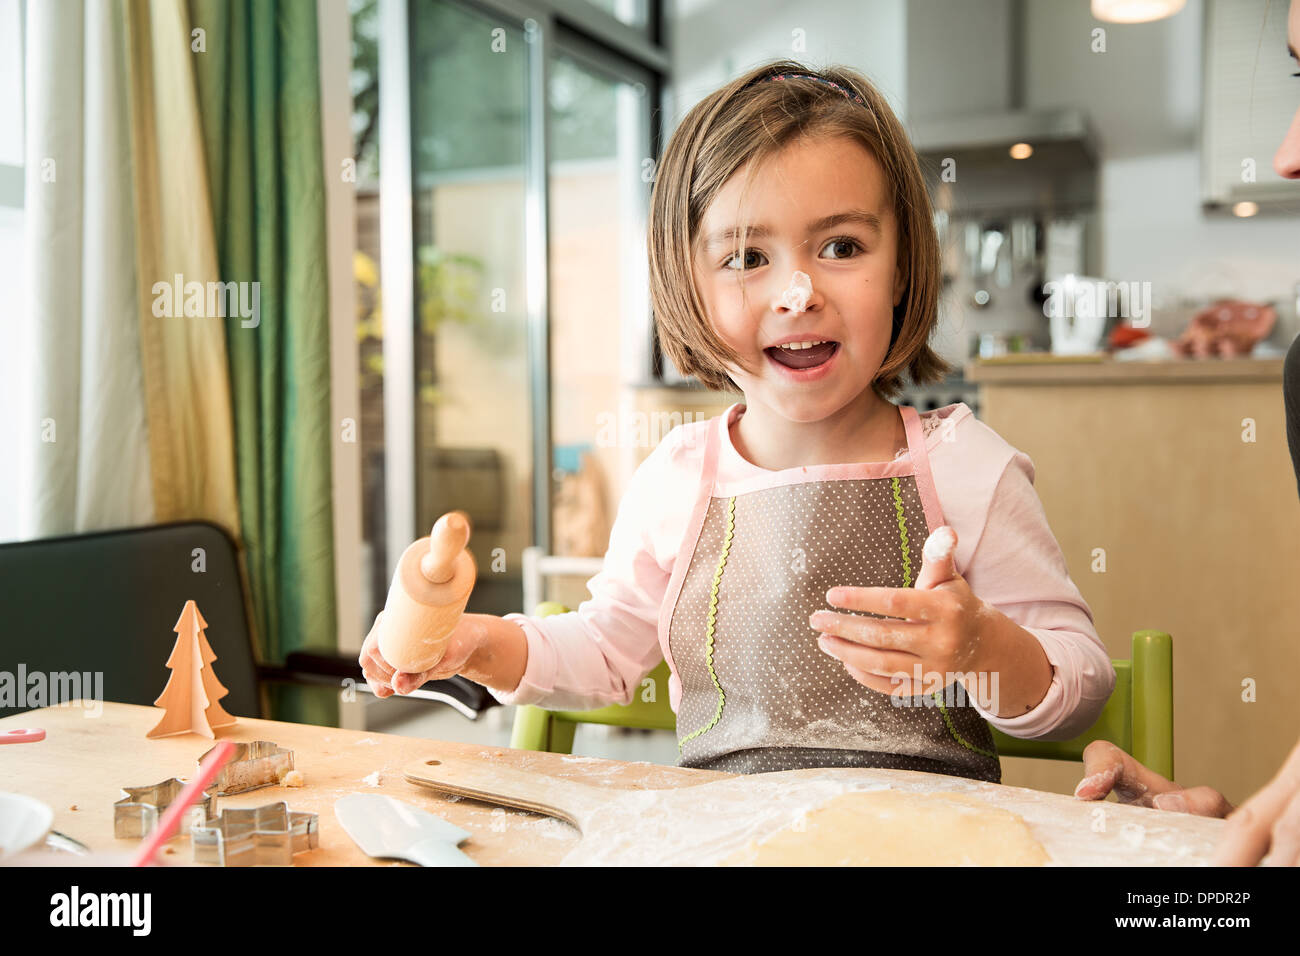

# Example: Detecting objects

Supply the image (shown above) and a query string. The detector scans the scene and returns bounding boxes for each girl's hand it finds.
[358,610,483,697]
[808,526,991,697]
[1074,740,1233,816]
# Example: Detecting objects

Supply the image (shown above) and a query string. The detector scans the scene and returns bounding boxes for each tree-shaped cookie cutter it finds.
[114,778,219,839]
[200,740,294,795]
[191,802,319,866]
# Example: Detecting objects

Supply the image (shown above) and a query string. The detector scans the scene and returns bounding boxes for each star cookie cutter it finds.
[114,778,219,839]
[191,802,319,866]
[200,740,294,795]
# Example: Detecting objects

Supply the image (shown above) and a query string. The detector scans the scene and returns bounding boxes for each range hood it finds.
[904,0,1098,210]
[909,108,1097,168]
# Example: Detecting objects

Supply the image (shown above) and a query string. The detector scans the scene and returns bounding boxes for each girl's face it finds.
[1279,0,1300,179]
[692,134,906,424]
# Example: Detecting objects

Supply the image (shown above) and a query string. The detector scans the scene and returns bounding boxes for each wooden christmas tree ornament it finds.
[376,510,477,674]
[147,600,238,739]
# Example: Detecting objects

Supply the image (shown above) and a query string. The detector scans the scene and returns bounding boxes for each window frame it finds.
[376,0,667,571]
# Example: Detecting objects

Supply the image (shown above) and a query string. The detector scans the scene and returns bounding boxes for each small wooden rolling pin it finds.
[376,511,477,673]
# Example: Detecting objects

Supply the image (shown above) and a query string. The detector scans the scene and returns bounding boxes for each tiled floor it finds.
[366,696,681,766]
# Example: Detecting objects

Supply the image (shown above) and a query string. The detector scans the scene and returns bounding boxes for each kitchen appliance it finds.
[1046,274,1115,355]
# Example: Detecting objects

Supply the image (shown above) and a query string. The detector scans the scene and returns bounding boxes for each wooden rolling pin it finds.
[376,511,477,673]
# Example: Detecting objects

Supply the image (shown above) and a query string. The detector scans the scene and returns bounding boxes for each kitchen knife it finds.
[334,793,478,867]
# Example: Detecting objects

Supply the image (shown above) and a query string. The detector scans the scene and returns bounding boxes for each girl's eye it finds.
[821,237,862,259]
[723,249,766,271]
[722,237,863,270]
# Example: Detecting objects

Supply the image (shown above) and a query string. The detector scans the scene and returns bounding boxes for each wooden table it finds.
[0,701,726,866]
[4,701,1227,866]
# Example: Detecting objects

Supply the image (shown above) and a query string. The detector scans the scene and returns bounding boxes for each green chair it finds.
[511,605,1173,779]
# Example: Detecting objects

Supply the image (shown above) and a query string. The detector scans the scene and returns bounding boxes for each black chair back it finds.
[0,522,261,720]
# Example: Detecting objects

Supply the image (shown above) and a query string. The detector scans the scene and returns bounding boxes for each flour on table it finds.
[553,767,1225,866]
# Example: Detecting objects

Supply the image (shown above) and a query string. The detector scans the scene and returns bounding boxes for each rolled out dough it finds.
[722,789,1050,866]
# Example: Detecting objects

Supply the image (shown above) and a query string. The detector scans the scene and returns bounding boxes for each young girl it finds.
[361,60,1115,784]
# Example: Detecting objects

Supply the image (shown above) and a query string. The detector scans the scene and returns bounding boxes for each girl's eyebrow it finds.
[703,210,883,251]
[1290,43,1299,61]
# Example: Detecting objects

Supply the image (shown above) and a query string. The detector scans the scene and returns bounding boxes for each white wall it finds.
[0,0,23,543]
[0,205,26,544]
[666,0,907,121]
[0,0,22,167]
[906,0,1012,121]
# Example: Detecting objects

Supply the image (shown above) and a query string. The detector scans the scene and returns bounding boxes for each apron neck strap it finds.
[899,403,946,533]
[701,404,727,491]
[900,403,925,454]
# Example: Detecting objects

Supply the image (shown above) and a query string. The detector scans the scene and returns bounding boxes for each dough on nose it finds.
[776,270,813,313]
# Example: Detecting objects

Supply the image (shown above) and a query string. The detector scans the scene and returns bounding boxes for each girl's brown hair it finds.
[648,60,949,398]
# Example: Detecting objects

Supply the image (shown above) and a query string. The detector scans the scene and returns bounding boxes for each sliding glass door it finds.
[408,1,538,615]
[391,0,660,617]
[546,44,654,561]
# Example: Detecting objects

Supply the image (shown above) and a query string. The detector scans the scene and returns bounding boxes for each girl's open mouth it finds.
[765,341,839,370]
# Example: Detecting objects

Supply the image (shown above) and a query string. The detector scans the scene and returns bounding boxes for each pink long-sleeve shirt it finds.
[488,402,1115,741]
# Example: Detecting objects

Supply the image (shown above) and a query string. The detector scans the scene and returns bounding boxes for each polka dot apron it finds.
[661,403,1001,782]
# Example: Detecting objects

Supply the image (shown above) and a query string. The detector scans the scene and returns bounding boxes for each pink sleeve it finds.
[484,428,692,711]
[961,451,1116,739]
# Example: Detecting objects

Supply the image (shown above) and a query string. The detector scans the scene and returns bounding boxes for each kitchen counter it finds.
[966,356,1285,385]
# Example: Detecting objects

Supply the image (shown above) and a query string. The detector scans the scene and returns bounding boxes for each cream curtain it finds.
[20,0,240,537]
[22,0,154,535]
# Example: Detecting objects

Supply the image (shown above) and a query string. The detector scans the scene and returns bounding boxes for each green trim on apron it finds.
[890,475,914,588]
[679,496,736,749]
[935,692,1000,759]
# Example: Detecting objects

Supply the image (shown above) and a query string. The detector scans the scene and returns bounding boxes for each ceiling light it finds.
[1232,201,1259,218]
[1091,0,1186,24]
[1009,142,1033,160]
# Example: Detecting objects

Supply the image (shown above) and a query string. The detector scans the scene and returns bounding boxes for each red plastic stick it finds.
[0,728,45,744]
[131,739,235,867]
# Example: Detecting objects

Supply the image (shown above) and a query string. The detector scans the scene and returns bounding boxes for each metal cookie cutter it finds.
[192,802,319,866]
[114,778,219,839]
[201,740,294,795]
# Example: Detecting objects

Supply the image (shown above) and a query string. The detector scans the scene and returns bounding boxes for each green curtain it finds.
[190,0,338,725]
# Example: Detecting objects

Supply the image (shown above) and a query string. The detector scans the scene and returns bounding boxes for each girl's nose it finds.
[1273,107,1300,179]
[774,270,815,313]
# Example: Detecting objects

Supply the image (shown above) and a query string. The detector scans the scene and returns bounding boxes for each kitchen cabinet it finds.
[970,357,1300,804]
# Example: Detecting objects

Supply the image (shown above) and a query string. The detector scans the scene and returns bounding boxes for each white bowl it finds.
[0,792,54,856]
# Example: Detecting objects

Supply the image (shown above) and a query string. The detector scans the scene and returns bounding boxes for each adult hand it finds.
[1074,740,1233,816]
[1213,737,1300,866]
